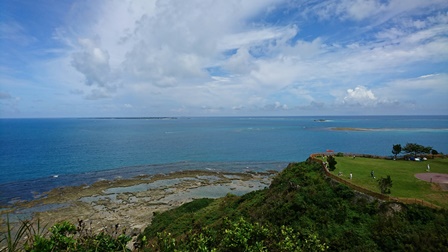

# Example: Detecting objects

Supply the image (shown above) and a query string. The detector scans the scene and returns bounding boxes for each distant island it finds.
[87,117,178,120]
[331,127,371,131]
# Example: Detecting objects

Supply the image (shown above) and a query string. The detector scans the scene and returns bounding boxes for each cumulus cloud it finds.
[342,86,378,107]
[59,0,446,113]
[71,38,114,91]
[2,0,447,116]
[222,47,257,74]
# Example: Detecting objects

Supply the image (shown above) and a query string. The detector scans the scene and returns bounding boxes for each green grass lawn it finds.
[327,156,448,208]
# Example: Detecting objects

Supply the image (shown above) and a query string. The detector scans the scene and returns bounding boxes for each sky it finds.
[1,0,447,117]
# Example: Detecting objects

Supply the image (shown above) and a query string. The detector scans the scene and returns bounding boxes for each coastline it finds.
[0,169,277,234]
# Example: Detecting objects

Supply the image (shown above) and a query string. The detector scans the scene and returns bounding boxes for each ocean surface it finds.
[1,116,447,205]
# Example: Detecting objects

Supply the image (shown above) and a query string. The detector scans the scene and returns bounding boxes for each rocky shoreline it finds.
[0,170,277,234]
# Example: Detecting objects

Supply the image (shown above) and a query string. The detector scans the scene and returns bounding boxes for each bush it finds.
[378,176,393,194]
[327,155,337,171]
[1,219,131,252]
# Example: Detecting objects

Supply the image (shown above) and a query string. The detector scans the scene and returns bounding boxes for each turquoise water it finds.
[1,116,447,204]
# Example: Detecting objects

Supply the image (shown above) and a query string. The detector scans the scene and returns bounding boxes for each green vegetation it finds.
[330,156,448,208]
[401,142,434,157]
[2,158,447,251]
[378,176,393,194]
[1,218,131,252]
[327,155,337,171]
[137,160,448,251]
[392,144,402,159]
[391,142,442,159]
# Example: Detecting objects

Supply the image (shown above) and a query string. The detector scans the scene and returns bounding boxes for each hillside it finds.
[139,159,448,251]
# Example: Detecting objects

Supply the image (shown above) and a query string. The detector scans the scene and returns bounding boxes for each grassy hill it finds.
[138,159,448,251]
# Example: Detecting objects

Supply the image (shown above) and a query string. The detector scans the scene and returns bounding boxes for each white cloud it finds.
[346,0,385,20]
[379,74,448,100]
[71,38,114,91]
[222,47,257,74]
[1,0,447,116]
[315,0,448,22]
[85,89,111,100]
[342,86,377,106]
[61,0,447,111]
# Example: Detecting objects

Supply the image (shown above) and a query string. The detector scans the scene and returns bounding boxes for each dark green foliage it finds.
[146,217,328,251]
[403,142,432,157]
[334,184,355,199]
[141,198,216,238]
[372,204,448,251]
[139,161,448,251]
[378,175,393,194]
[327,155,337,171]
[392,144,402,158]
[29,220,131,252]
[1,219,132,252]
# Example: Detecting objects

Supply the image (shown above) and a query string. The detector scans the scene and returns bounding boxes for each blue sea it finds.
[1,116,447,205]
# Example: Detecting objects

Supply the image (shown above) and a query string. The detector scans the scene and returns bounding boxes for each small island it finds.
[331,127,372,131]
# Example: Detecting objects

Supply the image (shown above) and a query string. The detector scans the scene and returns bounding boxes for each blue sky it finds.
[1,0,447,117]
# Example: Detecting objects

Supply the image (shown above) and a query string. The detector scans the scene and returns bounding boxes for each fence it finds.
[309,153,441,209]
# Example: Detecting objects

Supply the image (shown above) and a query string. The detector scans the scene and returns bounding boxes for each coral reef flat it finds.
[0,170,276,233]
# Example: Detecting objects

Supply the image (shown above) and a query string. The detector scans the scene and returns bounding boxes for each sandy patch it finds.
[415,173,448,191]
[415,173,448,183]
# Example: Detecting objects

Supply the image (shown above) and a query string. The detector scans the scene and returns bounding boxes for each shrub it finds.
[378,176,393,194]
[327,155,337,171]
[1,219,131,252]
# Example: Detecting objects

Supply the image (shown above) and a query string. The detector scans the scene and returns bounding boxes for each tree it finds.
[327,155,337,171]
[402,143,432,157]
[391,144,402,159]
[378,176,392,194]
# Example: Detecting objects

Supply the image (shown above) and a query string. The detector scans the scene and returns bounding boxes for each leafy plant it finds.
[220,217,269,251]
[1,219,131,252]
[378,176,393,194]
[2,216,32,252]
[327,155,337,171]
[403,143,432,157]
[392,144,402,159]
